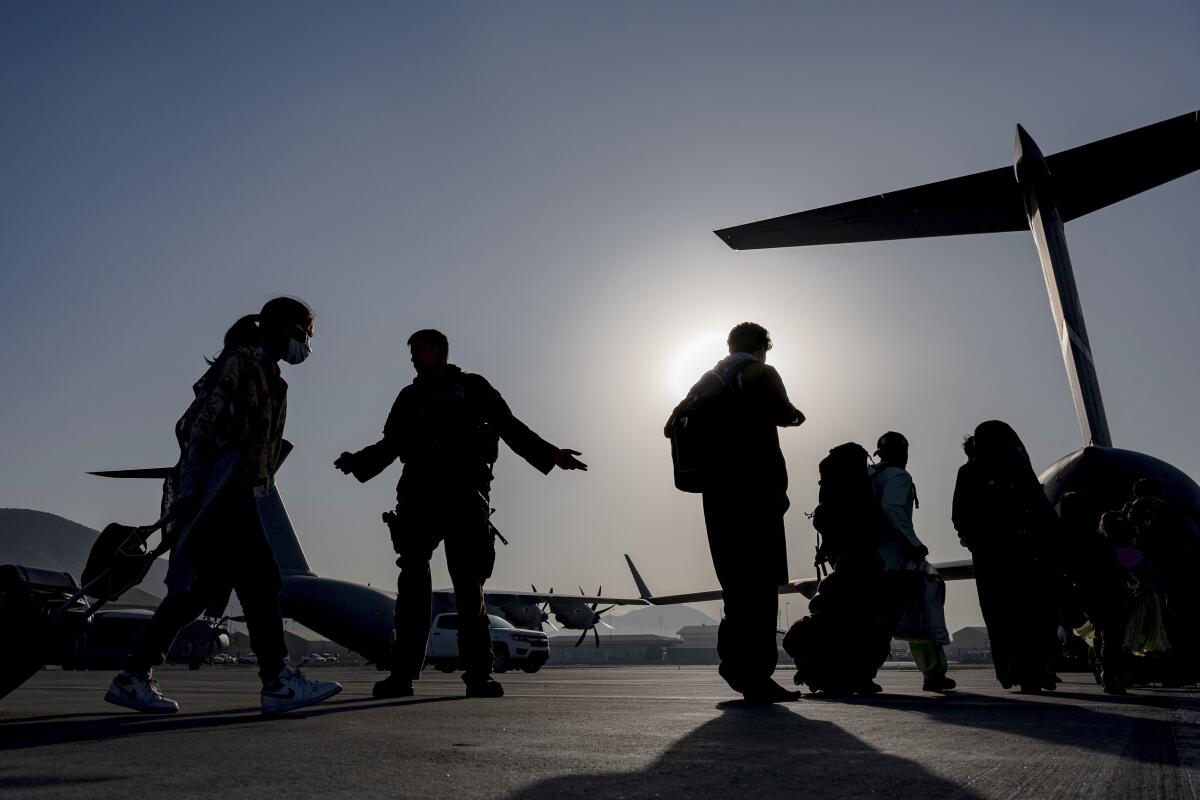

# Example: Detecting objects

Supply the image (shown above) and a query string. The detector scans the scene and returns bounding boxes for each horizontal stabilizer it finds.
[716,109,1199,250]
[1049,110,1200,221]
[715,166,1027,249]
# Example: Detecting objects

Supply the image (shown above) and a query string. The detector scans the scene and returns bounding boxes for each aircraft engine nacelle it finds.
[1040,446,1200,537]
[494,603,544,631]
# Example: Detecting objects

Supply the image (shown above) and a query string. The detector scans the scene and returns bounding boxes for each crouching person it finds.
[870,432,955,693]
[106,297,341,715]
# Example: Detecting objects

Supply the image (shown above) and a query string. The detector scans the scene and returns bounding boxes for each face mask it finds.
[283,335,311,365]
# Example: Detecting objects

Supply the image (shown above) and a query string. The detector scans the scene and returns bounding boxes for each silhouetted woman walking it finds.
[104,297,341,715]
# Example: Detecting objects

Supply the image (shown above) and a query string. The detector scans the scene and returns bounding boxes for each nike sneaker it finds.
[261,665,342,716]
[104,670,180,714]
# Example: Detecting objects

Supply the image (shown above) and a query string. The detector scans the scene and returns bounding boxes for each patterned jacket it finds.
[173,345,288,499]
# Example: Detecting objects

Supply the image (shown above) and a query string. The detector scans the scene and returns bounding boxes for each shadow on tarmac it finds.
[506,702,986,800]
[0,694,466,751]
[506,685,1200,800]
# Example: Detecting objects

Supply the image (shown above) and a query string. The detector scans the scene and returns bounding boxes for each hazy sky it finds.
[2,1,1198,631]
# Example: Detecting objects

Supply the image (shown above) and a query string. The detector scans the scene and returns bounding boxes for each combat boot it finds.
[373,673,415,699]
[464,677,504,698]
[922,675,957,693]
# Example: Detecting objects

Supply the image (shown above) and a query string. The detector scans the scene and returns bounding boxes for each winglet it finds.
[624,554,653,600]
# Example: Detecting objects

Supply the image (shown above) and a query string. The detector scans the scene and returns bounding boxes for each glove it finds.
[334,451,358,475]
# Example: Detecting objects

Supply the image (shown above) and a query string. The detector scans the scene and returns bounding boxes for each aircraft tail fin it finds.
[624,554,653,600]
[255,486,315,576]
[1049,110,1200,222]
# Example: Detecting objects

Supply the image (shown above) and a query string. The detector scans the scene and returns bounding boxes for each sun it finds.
[671,333,727,397]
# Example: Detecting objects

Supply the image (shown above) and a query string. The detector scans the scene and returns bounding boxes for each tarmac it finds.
[2,665,1199,799]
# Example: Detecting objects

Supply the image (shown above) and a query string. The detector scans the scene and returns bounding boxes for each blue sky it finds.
[1,1,1197,629]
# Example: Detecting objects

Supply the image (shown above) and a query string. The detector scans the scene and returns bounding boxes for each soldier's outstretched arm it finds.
[333,393,404,482]
[473,375,584,473]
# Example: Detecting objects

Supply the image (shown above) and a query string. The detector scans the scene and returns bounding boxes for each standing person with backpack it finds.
[869,432,956,693]
[106,297,343,716]
[334,329,588,699]
[665,322,805,702]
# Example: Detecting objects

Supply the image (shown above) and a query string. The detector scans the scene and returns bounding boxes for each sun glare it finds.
[671,333,727,397]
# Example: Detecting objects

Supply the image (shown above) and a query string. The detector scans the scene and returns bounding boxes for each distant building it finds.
[546,624,787,666]
[547,633,680,665]
[946,626,991,663]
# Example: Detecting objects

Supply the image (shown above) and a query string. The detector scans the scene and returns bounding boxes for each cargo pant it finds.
[389,488,497,684]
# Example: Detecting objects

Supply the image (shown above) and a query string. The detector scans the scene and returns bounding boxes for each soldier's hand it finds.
[555,449,588,471]
[334,451,356,474]
[782,410,806,427]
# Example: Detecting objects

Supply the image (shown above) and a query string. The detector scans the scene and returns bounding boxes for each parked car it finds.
[426,613,549,674]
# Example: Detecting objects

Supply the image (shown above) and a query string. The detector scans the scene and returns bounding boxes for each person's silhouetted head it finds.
[1099,510,1134,546]
[875,431,909,469]
[215,296,315,365]
[408,329,449,374]
[727,322,772,360]
[962,435,976,461]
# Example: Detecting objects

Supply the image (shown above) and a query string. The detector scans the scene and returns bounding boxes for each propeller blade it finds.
[590,601,598,612]
[598,620,616,631]
[545,619,559,632]
[574,628,589,648]
[579,585,585,596]
[592,626,601,648]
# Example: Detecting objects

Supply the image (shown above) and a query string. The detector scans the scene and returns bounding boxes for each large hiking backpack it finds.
[668,363,749,493]
[782,550,896,693]
[811,442,887,570]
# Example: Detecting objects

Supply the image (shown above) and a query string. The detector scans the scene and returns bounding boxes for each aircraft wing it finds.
[643,559,976,605]
[484,590,649,607]
[714,166,1027,249]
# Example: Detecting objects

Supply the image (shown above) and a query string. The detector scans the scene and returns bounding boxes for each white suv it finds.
[426,613,550,674]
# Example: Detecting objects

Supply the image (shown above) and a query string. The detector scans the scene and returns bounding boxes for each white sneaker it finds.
[104,670,180,714]
[261,665,342,716]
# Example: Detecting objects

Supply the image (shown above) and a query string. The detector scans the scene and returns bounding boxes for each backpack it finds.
[811,442,887,570]
[668,362,750,493]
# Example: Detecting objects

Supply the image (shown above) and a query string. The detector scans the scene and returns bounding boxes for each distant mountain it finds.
[604,603,718,636]
[0,508,167,606]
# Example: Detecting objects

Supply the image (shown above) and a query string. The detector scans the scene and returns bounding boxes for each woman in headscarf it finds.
[952,420,1062,692]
